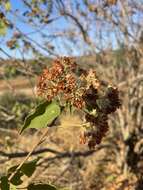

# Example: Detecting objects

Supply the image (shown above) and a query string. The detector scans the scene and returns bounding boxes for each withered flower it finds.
[36,57,121,149]
[36,57,85,108]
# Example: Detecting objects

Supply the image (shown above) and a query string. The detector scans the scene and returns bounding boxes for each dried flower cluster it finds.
[81,86,121,149]
[37,57,85,109]
[37,57,121,149]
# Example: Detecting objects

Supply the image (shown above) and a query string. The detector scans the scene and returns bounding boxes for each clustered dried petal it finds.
[104,86,121,114]
[82,85,99,108]
[37,57,121,149]
[83,113,109,149]
[36,57,85,108]
[80,85,121,149]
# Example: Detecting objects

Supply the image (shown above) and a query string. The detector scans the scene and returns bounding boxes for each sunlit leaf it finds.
[20,101,61,133]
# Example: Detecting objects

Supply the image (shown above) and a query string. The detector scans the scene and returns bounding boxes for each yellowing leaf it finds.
[10,184,17,190]
[5,1,11,11]
[0,21,7,36]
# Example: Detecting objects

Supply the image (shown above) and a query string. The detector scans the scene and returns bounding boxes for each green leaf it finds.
[20,158,39,177]
[5,1,11,11]
[9,171,23,186]
[8,158,39,185]
[8,165,18,174]
[0,176,10,190]
[8,158,39,178]
[20,101,61,133]
[27,183,58,190]
[0,21,7,36]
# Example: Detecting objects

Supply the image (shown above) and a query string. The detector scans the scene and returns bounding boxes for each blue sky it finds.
[0,0,143,59]
[0,0,71,58]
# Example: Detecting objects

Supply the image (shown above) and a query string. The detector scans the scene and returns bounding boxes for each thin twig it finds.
[8,127,49,181]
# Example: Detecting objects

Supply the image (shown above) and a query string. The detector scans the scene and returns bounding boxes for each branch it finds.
[61,11,88,42]
[0,148,60,159]
[38,145,108,165]
[0,144,108,160]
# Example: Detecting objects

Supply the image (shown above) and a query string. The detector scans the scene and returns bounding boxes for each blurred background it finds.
[0,0,143,189]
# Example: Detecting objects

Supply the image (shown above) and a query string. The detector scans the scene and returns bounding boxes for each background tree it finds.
[0,0,143,190]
